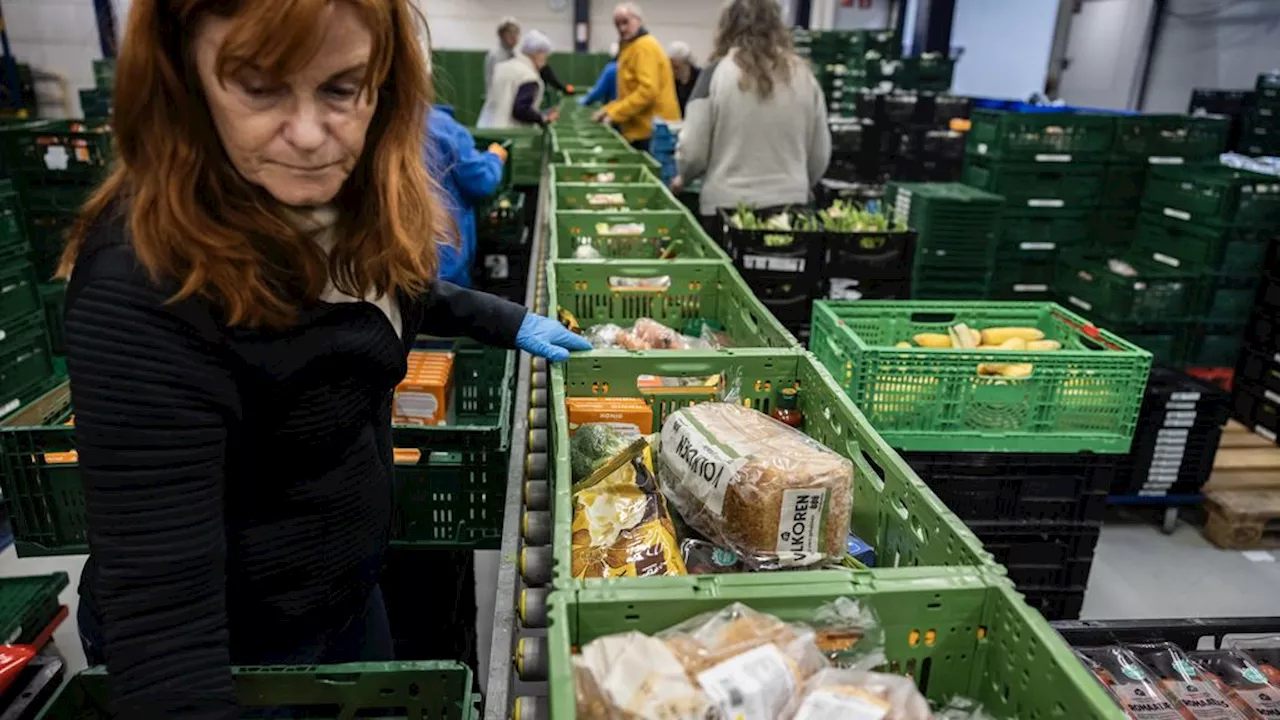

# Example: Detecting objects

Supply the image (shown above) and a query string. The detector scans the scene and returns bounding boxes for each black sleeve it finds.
[420,280,527,348]
[540,64,569,93]
[66,238,239,719]
[512,82,546,126]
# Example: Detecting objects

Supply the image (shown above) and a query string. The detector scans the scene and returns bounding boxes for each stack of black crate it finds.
[827,91,971,186]
[1239,72,1280,158]
[1188,87,1255,153]
[903,450,1115,621]
[1234,237,1280,438]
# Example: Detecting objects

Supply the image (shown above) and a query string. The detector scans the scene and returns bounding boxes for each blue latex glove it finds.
[516,313,593,362]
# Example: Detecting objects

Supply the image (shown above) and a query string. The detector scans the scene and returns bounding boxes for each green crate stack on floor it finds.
[794,28,899,117]
[961,109,1115,302]
[1129,163,1280,369]
[884,181,1004,299]
[0,178,58,421]
[79,58,115,119]
[1241,71,1280,157]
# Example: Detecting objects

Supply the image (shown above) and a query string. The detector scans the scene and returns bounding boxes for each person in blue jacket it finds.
[425,105,508,287]
[579,42,620,106]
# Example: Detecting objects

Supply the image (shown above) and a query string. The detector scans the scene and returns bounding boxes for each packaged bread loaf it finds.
[657,402,853,568]
[784,668,932,720]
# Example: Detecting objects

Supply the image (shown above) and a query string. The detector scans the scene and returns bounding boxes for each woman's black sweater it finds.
[65,214,526,719]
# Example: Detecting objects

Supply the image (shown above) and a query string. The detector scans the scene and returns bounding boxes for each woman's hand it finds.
[516,314,592,362]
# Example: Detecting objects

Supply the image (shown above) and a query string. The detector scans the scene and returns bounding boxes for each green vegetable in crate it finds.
[570,424,638,482]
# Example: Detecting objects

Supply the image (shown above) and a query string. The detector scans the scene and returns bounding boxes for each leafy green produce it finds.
[570,424,638,482]
[728,200,907,235]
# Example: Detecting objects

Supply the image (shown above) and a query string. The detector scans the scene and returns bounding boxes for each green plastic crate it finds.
[0,341,514,556]
[1105,323,1190,368]
[78,88,111,119]
[1056,250,1197,324]
[548,260,796,351]
[92,60,115,89]
[0,180,27,263]
[963,157,1106,210]
[1111,114,1229,163]
[562,149,661,171]
[1195,275,1261,325]
[547,351,994,591]
[1100,163,1146,208]
[38,662,479,719]
[0,261,41,326]
[997,210,1090,252]
[0,120,113,180]
[0,571,68,645]
[546,571,1125,720]
[552,182,680,212]
[551,210,729,261]
[551,136,632,153]
[1142,165,1280,229]
[966,109,1116,162]
[1186,324,1246,368]
[1133,212,1271,275]
[0,313,55,418]
[470,126,546,187]
[1090,208,1139,249]
[475,190,526,245]
[550,164,660,184]
[810,300,1152,453]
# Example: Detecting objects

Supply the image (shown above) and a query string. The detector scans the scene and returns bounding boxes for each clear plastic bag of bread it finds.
[657,400,854,569]
[584,318,708,351]
[783,668,931,719]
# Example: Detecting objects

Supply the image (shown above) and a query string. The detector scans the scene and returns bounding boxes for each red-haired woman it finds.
[60,1,586,716]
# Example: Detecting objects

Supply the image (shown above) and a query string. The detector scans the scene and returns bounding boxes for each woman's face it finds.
[193,2,377,207]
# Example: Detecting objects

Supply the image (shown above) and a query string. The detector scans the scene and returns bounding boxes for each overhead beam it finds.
[575,0,591,52]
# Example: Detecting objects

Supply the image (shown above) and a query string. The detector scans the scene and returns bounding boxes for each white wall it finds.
[1056,0,1153,110]
[422,0,575,53]
[1142,0,1280,112]
[950,0,1060,100]
[3,0,106,117]
[833,0,892,31]
[589,0,724,62]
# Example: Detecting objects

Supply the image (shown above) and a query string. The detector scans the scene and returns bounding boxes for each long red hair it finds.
[60,0,444,329]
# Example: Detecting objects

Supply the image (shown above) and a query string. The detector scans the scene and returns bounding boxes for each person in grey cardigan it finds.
[484,17,521,95]
[672,0,831,224]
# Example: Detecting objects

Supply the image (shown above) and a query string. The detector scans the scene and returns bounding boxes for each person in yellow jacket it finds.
[592,2,681,151]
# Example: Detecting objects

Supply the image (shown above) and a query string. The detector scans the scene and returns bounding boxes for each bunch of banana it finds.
[892,325,1065,379]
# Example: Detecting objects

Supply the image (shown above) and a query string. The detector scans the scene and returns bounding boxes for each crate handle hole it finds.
[909,312,957,324]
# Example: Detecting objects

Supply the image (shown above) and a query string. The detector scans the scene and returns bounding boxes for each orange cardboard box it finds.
[395,352,454,426]
[566,397,652,435]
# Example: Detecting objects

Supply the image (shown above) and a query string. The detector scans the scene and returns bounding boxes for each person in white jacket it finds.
[478,30,560,129]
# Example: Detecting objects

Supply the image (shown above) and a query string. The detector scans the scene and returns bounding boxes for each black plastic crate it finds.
[1242,306,1280,357]
[824,277,911,302]
[1020,586,1087,621]
[1232,386,1280,442]
[1189,88,1256,117]
[0,653,64,720]
[1053,616,1280,649]
[971,524,1101,571]
[900,128,966,161]
[1236,347,1280,397]
[741,271,814,330]
[823,230,916,282]
[720,206,823,279]
[904,451,1116,523]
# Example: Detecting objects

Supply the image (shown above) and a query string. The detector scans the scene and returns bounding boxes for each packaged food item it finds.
[586,192,626,206]
[846,534,876,567]
[573,632,715,720]
[935,697,1003,719]
[566,397,653,436]
[679,538,743,575]
[771,387,804,429]
[1076,646,1191,719]
[609,275,672,290]
[393,351,454,426]
[585,318,706,351]
[657,402,854,568]
[1190,649,1280,718]
[1132,643,1248,719]
[569,423,641,482]
[596,222,645,236]
[784,668,931,720]
[570,437,686,579]
[1225,637,1280,685]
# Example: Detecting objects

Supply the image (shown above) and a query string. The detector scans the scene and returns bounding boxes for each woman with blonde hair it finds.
[674,0,831,230]
[60,0,586,715]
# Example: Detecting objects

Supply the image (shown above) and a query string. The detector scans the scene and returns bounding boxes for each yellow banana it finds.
[895,341,912,348]
[977,362,1034,378]
[1027,340,1062,351]
[998,337,1027,351]
[913,333,952,348]
[980,327,1045,345]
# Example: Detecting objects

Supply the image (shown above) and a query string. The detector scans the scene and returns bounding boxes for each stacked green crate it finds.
[0,180,57,420]
[1241,72,1280,157]
[1134,164,1280,367]
[431,50,487,126]
[962,109,1115,301]
[80,58,115,119]
[797,29,899,116]
[470,125,546,187]
[885,182,1004,299]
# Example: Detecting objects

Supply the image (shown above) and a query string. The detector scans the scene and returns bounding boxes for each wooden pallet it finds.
[1204,488,1280,549]
[1203,421,1280,492]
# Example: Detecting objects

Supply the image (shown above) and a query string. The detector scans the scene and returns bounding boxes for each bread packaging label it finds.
[777,489,829,559]
[659,411,747,517]
[695,643,795,720]
[793,689,891,720]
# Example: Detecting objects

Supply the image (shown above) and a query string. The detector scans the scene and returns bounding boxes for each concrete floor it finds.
[4,518,1279,679]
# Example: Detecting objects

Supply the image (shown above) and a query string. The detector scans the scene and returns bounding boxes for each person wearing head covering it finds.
[580,42,621,106]
[593,2,681,151]
[478,30,560,128]
[674,0,831,227]
[60,1,589,716]
[484,16,521,95]
[668,41,701,115]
